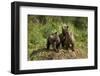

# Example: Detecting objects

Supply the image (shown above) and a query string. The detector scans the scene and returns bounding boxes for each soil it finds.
[30,48,87,60]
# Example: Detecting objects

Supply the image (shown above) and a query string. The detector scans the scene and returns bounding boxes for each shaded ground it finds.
[29,48,88,61]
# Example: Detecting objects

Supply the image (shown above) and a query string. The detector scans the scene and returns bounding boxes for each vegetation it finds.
[28,15,88,61]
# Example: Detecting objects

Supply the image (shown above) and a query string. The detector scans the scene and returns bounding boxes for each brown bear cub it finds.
[59,26,75,51]
[47,32,60,52]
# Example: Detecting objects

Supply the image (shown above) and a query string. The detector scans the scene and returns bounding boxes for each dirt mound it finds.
[30,48,87,60]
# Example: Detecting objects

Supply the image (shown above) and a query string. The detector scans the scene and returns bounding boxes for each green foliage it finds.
[28,15,88,60]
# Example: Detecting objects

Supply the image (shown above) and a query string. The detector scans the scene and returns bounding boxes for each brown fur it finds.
[59,26,75,51]
[47,32,60,52]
